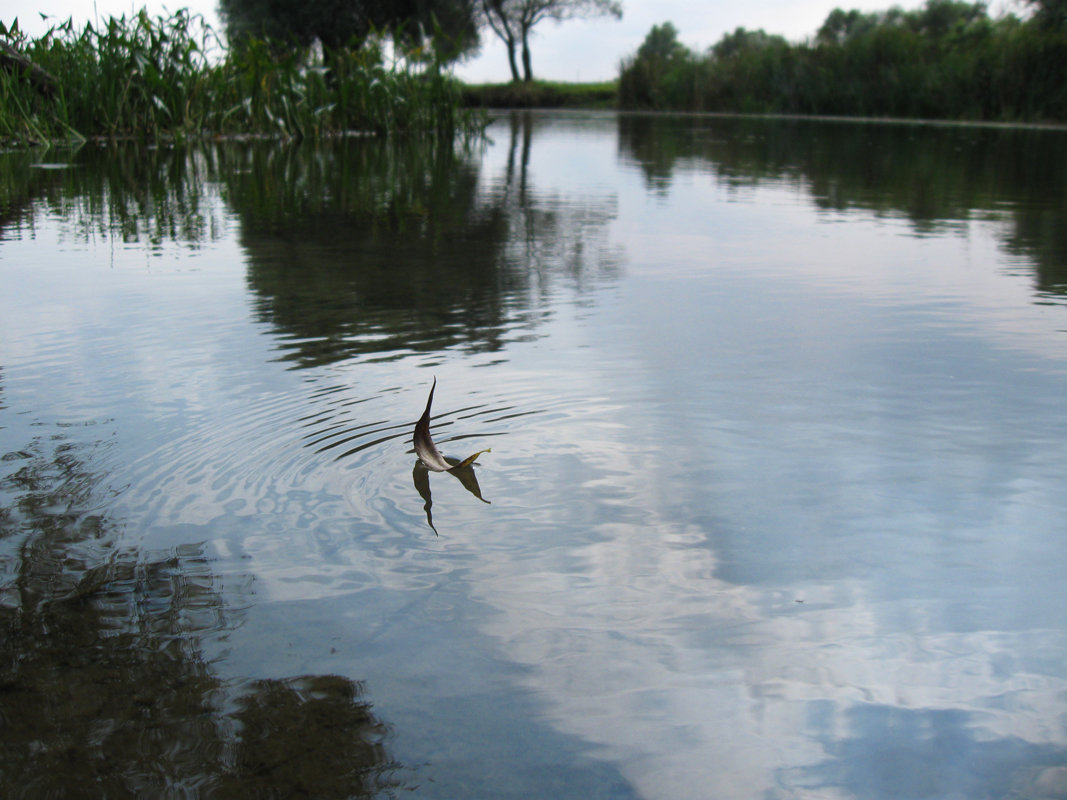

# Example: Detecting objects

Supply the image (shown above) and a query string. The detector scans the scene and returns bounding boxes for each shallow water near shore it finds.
[2,111,1067,798]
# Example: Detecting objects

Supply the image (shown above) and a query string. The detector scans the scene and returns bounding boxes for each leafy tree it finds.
[618,22,694,108]
[479,0,622,82]
[618,0,1067,120]
[636,21,686,62]
[218,0,479,60]
[905,0,987,37]
[817,2,987,45]
[711,27,787,60]
[816,8,881,45]
[1023,0,1067,30]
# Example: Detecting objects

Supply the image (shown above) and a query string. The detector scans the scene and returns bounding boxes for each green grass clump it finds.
[0,10,482,145]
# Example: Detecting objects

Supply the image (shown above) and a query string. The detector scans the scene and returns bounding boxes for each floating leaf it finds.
[413,378,490,473]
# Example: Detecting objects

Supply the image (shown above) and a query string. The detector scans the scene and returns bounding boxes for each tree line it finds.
[218,0,621,82]
[619,0,1067,121]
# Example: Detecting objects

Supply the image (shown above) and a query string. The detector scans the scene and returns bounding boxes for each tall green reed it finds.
[0,9,481,145]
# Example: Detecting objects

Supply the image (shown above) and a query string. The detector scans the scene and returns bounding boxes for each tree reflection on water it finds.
[616,114,1067,299]
[231,114,620,369]
[0,434,398,797]
[4,113,1067,798]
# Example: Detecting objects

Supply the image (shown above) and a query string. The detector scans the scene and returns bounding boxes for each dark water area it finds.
[2,112,1067,799]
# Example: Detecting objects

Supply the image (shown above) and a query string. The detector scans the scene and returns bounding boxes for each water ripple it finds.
[115,375,566,535]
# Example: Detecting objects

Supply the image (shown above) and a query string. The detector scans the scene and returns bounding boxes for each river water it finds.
[2,112,1067,799]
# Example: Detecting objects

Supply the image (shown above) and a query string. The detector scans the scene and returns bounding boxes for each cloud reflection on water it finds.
[3,112,1067,798]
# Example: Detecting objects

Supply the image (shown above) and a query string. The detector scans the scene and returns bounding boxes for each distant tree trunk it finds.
[505,35,521,81]
[521,28,533,81]
[482,0,522,81]
[482,0,621,84]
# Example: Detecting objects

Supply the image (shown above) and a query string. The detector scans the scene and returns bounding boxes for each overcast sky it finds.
[6,0,1022,83]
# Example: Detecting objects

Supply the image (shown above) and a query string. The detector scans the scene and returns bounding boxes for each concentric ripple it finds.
[113,372,568,539]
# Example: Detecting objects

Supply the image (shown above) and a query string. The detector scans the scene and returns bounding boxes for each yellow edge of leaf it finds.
[451,448,491,470]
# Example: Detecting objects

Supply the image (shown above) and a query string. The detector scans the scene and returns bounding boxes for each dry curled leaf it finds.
[413,378,490,472]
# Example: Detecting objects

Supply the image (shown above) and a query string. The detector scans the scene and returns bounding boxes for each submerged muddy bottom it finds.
[2,112,1067,799]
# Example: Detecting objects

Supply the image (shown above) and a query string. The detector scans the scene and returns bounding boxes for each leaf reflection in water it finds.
[413,458,491,535]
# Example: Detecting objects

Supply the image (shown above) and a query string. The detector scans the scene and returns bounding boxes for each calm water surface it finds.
[2,112,1067,799]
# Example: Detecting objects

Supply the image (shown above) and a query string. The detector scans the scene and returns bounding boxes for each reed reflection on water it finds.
[0,434,397,797]
[1,112,1067,799]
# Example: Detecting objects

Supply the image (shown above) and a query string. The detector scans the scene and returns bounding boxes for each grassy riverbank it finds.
[460,80,617,110]
[0,11,480,146]
[7,3,1065,146]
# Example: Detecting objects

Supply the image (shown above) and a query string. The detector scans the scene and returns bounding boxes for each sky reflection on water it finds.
[2,113,1067,799]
